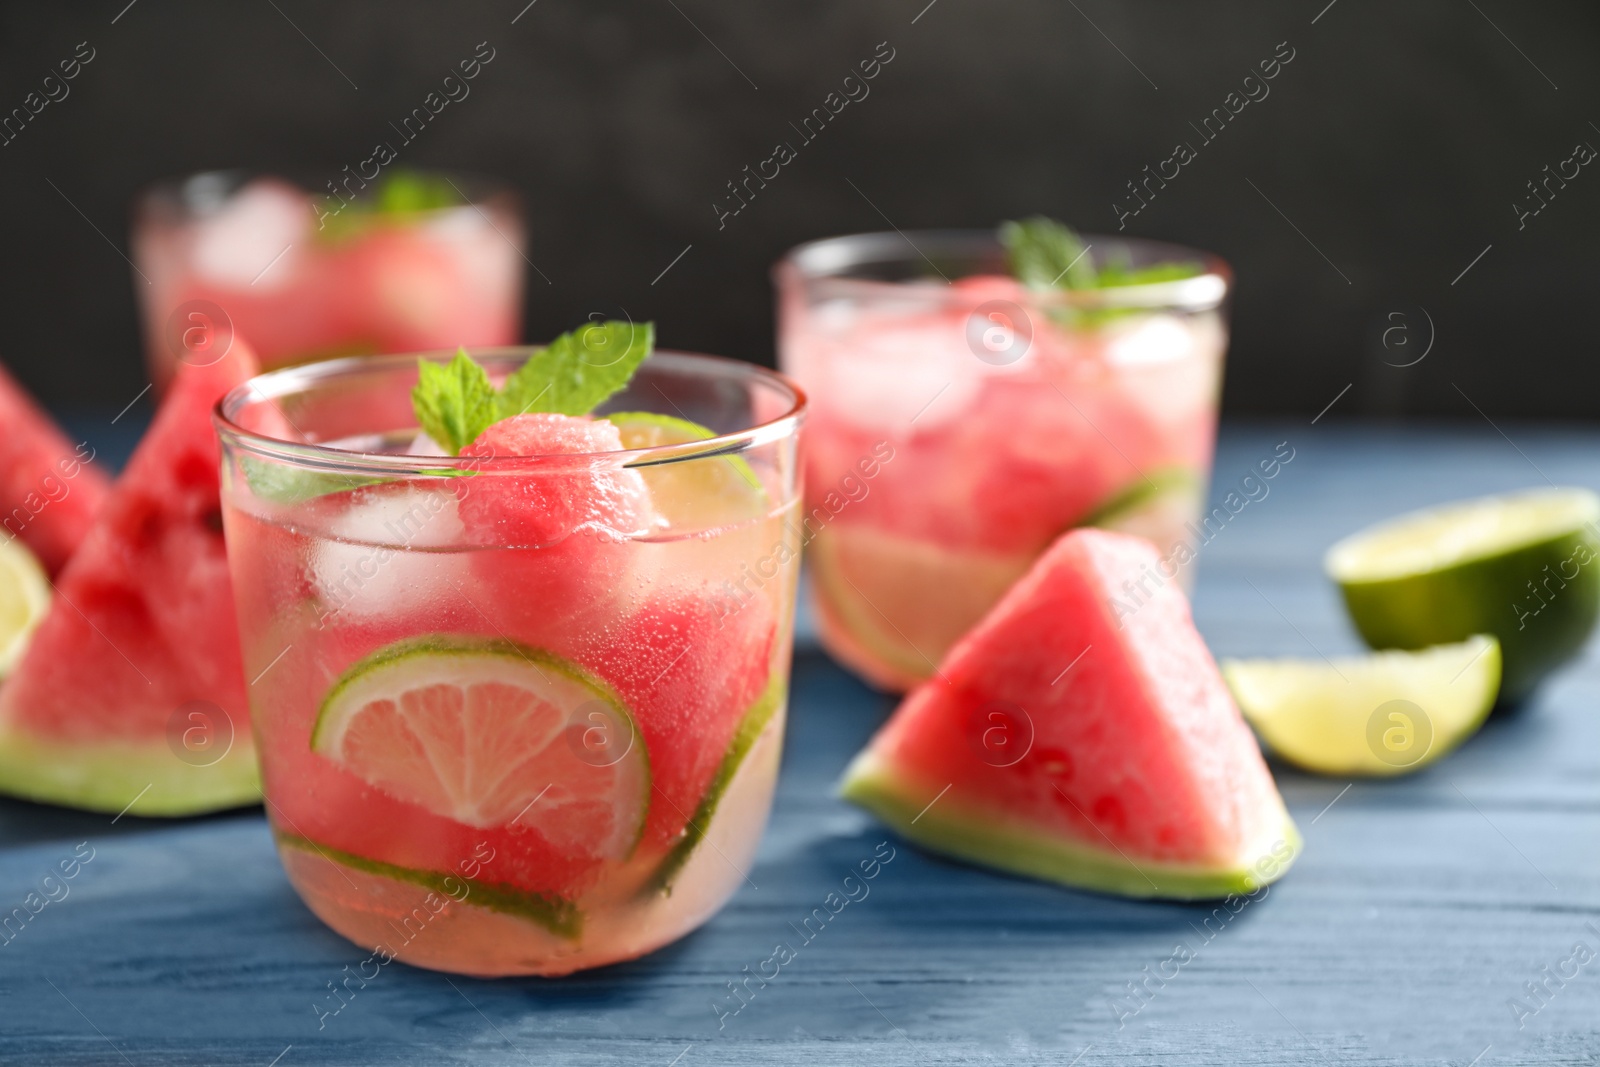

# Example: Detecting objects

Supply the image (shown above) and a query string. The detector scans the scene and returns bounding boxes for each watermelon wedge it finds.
[0,362,111,574]
[0,342,261,816]
[840,528,1299,899]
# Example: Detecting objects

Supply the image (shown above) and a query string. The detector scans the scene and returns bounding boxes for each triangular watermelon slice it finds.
[0,362,111,574]
[0,343,261,816]
[840,528,1299,899]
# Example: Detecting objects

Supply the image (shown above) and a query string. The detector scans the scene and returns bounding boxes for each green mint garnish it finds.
[412,350,501,456]
[1000,217,1098,290]
[411,321,655,455]
[999,216,1204,327]
[374,170,460,215]
[317,169,464,242]
[497,320,654,420]
[1094,259,1207,288]
[1000,216,1203,290]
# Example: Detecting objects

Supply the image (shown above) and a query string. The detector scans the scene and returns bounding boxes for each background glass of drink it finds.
[216,349,804,976]
[137,170,524,389]
[776,230,1231,691]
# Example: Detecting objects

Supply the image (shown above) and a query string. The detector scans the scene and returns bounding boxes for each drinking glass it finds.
[777,230,1230,690]
[216,349,804,976]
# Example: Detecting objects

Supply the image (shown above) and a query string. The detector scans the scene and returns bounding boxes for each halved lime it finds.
[1223,635,1500,776]
[606,412,766,529]
[313,636,650,862]
[1325,488,1600,702]
[0,538,50,678]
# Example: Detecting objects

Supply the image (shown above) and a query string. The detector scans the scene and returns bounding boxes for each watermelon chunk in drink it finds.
[841,528,1298,899]
[0,341,261,815]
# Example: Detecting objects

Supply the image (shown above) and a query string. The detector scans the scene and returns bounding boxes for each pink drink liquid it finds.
[226,438,797,976]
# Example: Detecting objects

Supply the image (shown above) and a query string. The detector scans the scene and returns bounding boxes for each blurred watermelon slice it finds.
[841,528,1299,899]
[0,343,261,815]
[0,362,111,574]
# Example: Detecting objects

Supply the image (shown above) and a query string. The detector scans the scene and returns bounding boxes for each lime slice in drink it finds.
[606,412,767,528]
[1223,634,1500,776]
[312,637,650,862]
[1325,488,1600,702]
[1082,467,1202,546]
[0,538,50,678]
[645,668,786,894]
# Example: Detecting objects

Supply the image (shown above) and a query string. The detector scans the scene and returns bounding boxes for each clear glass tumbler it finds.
[776,230,1231,691]
[215,350,804,976]
[137,170,524,390]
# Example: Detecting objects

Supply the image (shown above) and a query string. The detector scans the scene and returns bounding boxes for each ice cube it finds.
[816,317,981,433]
[191,179,311,289]
[311,484,468,621]
[1102,314,1196,367]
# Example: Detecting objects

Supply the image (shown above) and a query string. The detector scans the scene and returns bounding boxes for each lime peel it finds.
[274,829,583,939]
[644,668,786,895]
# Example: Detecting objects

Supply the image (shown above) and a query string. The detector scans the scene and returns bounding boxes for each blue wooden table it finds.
[3,423,1598,1065]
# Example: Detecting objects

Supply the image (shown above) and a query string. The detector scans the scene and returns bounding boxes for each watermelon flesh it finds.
[0,342,261,815]
[840,528,1298,899]
[0,362,111,574]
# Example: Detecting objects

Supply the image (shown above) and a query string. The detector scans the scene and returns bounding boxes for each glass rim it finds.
[214,349,807,477]
[774,228,1231,312]
[135,167,519,221]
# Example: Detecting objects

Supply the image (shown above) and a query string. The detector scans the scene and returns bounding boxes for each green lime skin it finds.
[1336,528,1600,704]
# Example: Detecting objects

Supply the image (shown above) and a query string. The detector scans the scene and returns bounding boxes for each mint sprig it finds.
[999,216,1203,291]
[999,216,1204,328]
[412,351,500,457]
[497,320,654,420]
[1001,217,1097,290]
[411,321,655,455]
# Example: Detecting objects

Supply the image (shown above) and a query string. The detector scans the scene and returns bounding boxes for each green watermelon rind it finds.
[839,750,1302,901]
[274,830,583,940]
[0,730,260,816]
[643,667,787,896]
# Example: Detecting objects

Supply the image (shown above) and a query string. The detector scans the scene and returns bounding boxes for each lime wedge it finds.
[0,538,50,678]
[1325,488,1600,702]
[606,412,766,529]
[1082,467,1202,554]
[274,829,582,939]
[1223,635,1500,776]
[313,636,650,862]
[645,668,786,895]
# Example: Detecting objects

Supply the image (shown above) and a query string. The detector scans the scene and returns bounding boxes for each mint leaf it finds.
[1095,258,1204,287]
[497,320,654,419]
[316,169,464,243]
[240,456,388,504]
[999,217,1207,329]
[1000,216,1096,290]
[411,349,499,455]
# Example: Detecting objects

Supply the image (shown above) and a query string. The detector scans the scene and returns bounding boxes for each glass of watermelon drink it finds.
[776,227,1231,691]
[215,347,805,977]
[135,170,524,391]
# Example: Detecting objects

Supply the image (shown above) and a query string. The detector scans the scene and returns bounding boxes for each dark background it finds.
[1,1,1596,419]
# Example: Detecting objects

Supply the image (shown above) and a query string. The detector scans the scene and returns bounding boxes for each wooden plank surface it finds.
[2,422,1597,1065]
